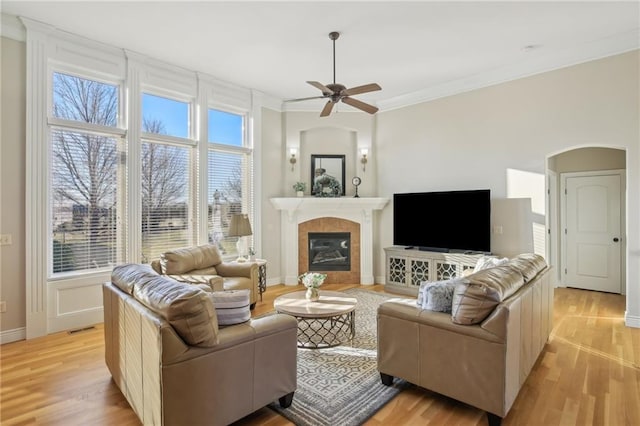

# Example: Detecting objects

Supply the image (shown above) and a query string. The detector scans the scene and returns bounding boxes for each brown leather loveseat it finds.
[103,263,297,425]
[377,253,552,425]
[150,244,260,309]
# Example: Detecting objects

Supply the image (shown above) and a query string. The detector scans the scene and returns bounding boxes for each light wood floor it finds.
[1,284,639,425]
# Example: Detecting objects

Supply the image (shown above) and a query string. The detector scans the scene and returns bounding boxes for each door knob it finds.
[613,237,620,242]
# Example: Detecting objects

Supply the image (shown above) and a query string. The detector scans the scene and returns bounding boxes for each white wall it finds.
[375,50,639,326]
[259,107,284,285]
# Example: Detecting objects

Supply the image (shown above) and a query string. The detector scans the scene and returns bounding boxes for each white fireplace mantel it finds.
[270,197,389,285]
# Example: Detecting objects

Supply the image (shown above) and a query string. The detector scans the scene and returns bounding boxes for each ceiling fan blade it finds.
[307,81,334,94]
[342,83,382,96]
[320,100,335,117]
[284,96,327,103]
[342,96,379,114]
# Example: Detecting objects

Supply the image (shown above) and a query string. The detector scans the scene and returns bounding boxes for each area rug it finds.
[268,288,409,426]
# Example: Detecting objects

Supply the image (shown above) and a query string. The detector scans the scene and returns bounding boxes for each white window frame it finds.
[47,66,127,279]
[23,19,259,338]
[206,103,254,260]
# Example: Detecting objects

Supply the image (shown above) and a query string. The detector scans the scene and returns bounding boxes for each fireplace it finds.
[308,232,351,271]
[270,197,389,285]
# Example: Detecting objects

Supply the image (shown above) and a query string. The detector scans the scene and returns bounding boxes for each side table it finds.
[252,259,267,301]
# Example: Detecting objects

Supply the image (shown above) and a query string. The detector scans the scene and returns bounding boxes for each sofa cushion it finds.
[111,263,157,295]
[209,289,251,326]
[167,273,224,292]
[505,253,547,283]
[132,272,219,347]
[451,265,524,325]
[160,244,223,275]
[418,278,463,313]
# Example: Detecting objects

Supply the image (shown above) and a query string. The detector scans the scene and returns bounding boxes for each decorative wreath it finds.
[313,174,342,197]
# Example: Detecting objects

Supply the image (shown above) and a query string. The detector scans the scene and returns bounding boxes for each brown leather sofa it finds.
[103,264,297,426]
[150,244,260,309]
[377,254,552,426]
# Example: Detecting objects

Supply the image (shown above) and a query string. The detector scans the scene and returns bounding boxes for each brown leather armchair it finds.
[150,244,260,308]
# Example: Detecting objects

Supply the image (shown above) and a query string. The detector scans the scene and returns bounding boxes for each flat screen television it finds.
[393,189,491,253]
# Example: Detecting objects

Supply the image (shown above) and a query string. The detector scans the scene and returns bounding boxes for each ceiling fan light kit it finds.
[287,31,382,117]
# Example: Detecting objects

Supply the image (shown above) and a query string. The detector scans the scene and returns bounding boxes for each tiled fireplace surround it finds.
[270,198,389,285]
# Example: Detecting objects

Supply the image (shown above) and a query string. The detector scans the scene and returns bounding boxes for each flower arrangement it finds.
[298,272,327,289]
[293,181,306,192]
[312,175,341,197]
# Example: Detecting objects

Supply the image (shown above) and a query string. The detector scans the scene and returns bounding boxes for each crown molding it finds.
[379,29,640,112]
[1,13,25,41]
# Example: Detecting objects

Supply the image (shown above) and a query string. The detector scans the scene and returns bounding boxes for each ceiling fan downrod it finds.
[329,31,339,85]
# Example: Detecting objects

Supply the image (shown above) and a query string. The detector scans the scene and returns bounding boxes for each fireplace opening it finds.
[308,232,351,272]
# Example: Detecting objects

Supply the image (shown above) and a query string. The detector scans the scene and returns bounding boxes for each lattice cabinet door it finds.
[386,255,407,287]
[410,259,431,288]
[434,261,460,281]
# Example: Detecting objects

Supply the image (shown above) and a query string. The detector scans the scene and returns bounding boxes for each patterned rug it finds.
[268,288,408,426]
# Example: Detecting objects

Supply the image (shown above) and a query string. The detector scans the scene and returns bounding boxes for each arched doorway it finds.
[546,147,626,293]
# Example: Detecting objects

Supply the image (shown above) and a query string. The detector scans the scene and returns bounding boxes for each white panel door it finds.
[564,173,621,293]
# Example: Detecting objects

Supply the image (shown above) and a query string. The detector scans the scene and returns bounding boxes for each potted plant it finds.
[293,181,306,197]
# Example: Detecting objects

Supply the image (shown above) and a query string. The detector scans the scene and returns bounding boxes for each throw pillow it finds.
[472,256,509,273]
[422,278,463,313]
[209,289,251,326]
[417,281,429,307]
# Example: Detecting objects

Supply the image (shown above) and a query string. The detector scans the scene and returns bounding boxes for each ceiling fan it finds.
[286,31,382,117]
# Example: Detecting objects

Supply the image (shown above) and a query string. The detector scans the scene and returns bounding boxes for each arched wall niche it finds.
[283,112,376,197]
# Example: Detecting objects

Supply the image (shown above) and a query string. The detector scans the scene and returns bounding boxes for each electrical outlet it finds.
[492,226,503,235]
[0,301,6,313]
[0,234,12,245]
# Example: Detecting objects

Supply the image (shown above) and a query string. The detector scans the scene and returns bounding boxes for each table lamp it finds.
[228,213,252,261]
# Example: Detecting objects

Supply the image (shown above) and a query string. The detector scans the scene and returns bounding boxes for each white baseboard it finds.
[625,312,640,328]
[1,327,26,344]
[375,275,386,285]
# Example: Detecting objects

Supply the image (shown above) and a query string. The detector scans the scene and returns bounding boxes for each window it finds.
[140,92,194,262]
[53,72,118,125]
[142,93,189,138]
[140,142,191,263]
[208,108,243,146]
[50,73,123,275]
[207,108,252,256]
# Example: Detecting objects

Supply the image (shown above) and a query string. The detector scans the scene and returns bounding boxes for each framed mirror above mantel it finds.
[311,154,346,196]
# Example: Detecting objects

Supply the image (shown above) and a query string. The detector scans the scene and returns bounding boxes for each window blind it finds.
[51,129,121,273]
[140,141,192,263]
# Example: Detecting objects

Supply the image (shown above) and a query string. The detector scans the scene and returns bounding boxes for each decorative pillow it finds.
[422,278,463,312]
[209,289,251,326]
[417,281,429,307]
[472,256,509,273]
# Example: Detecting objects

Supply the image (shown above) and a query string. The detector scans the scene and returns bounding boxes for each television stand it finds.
[384,247,494,296]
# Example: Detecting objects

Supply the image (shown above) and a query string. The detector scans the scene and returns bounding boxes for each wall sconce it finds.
[289,148,297,172]
[360,148,368,172]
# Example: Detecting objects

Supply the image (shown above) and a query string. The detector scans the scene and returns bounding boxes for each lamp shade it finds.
[228,213,252,237]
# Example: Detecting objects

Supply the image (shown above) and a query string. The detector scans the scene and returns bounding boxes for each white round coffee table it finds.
[274,290,358,349]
